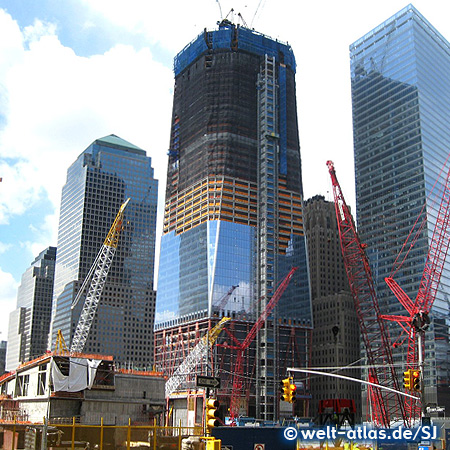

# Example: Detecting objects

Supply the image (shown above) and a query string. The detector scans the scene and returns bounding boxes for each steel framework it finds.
[383,167,450,419]
[70,199,130,353]
[327,161,407,427]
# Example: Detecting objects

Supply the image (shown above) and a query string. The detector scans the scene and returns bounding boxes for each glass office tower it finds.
[351,5,450,414]
[6,246,56,371]
[156,21,312,420]
[49,135,158,368]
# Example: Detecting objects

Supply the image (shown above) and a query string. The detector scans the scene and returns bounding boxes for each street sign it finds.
[196,375,221,389]
[426,405,445,413]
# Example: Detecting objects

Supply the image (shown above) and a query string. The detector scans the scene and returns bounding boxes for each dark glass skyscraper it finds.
[155,21,312,420]
[351,5,450,414]
[6,246,56,371]
[49,135,158,368]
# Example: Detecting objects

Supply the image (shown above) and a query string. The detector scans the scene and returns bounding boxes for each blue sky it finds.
[1,0,449,342]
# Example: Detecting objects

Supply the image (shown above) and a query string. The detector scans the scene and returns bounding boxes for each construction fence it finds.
[0,420,213,450]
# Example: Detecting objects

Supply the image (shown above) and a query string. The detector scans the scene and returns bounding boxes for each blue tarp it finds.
[174,24,296,76]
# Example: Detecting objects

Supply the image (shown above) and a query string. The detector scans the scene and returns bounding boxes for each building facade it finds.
[49,135,158,368]
[155,21,312,420]
[350,5,450,415]
[6,247,56,372]
[303,196,361,420]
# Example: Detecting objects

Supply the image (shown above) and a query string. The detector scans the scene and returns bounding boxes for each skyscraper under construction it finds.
[155,20,312,421]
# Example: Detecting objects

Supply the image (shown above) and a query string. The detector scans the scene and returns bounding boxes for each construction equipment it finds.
[383,166,450,419]
[326,161,408,427]
[70,199,130,353]
[54,329,68,355]
[165,317,231,398]
[228,267,298,424]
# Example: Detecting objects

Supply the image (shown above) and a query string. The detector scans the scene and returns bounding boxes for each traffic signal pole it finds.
[417,329,426,418]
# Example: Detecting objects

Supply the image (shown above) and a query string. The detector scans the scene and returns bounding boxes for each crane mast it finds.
[70,198,130,354]
[326,161,407,427]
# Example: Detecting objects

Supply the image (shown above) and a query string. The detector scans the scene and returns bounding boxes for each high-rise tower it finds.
[49,135,158,368]
[303,196,360,420]
[351,5,450,415]
[6,246,56,371]
[155,21,312,420]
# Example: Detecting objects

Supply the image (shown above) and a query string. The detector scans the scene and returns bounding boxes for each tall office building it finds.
[6,246,56,371]
[49,135,158,368]
[350,5,450,415]
[155,20,312,420]
[303,196,360,420]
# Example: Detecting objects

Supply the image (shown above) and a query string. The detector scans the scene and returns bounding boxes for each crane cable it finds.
[390,150,450,278]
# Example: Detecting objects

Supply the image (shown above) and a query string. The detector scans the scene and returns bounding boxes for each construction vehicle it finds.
[228,267,298,424]
[70,198,130,353]
[326,161,408,427]
[165,316,231,398]
[382,166,450,420]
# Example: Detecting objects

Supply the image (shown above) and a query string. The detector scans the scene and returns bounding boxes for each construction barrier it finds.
[0,419,205,450]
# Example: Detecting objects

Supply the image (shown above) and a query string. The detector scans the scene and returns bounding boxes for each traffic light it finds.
[280,377,297,403]
[290,382,297,403]
[412,370,421,392]
[403,369,412,390]
[280,377,291,402]
[205,398,220,430]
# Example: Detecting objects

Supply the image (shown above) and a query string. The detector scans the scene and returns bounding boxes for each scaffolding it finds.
[154,315,312,419]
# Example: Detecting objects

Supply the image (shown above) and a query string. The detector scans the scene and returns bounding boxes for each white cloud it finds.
[0,8,173,231]
[0,243,12,254]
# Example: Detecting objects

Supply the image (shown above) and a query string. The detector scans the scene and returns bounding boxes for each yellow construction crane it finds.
[70,199,130,353]
[165,317,230,398]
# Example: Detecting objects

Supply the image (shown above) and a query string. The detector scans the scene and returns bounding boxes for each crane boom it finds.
[165,317,230,397]
[384,166,450,419]
[326,161,407,427]
[70,199,130,353]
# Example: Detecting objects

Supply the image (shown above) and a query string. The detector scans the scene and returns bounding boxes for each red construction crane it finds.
[228,267,298,424]
[326,161,408,427]
[383,166,450,419]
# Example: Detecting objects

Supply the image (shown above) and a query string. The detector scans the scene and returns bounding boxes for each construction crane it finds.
[165,317,231,398]
[70,198,130,353]
[383,166,450,419]
[228,267,298,424]
[326,161,408,427]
